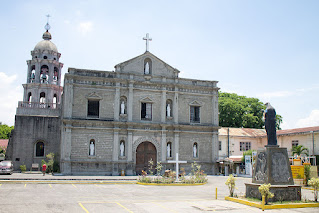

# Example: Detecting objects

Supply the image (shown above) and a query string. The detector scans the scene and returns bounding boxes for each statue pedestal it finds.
[245,146,301,201]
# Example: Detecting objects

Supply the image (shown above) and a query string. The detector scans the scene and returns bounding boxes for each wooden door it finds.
[136,142,157,175]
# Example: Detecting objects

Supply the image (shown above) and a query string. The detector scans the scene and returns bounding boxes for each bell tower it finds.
[21,17,63,111]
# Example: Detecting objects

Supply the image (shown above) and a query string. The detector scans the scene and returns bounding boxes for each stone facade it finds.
[60,51,220,175]
[6,23,220,175]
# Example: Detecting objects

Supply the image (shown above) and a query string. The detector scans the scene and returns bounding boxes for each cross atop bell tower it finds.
[143,33,152,52]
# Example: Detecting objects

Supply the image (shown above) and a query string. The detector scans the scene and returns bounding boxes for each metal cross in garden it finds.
[143,33,152,52]
[167,153,187,182]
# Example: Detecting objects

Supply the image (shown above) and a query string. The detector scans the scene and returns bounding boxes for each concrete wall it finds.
[6,115,61,170]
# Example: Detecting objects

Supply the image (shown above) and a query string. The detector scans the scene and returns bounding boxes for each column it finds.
[126,131,133,176]
[112,130,119,161]
[48,63,54,84]
[26,62,31,83]
[127,131,133,162]
[212,90,219,126]
[63,83,73,118]
[114,83,120,121]
[112,129,119,176]
[212,131,219,175]
[57,65,63,86]
[173,87,179,124]
[61,125,72,174]
[161,88,167,123]
[161,126,167,162]
[128,82,134,121]
[35,62,41,83]
[174,131,180,159]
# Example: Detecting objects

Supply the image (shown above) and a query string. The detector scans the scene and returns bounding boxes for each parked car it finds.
[0,161,13,175]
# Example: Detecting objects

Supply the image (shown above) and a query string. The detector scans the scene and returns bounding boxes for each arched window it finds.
[89,139,95,156]
[53,94,57,109]
[120,141,125,157]
[144,58,152,75]
[193,142,198,158]
[166,99,172,117]
[30,65,35,83]
[35,142,44,157]
[53,67,58,84]
[40,92,46,103]
[28,92,32,103]
[120,96,127,115]
[167,142,172,158]
[40,65,49,84]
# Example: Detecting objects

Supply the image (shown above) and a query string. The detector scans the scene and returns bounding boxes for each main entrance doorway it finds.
[136,142,157,175]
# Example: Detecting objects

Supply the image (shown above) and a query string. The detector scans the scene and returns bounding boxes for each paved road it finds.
[0,175,317,213]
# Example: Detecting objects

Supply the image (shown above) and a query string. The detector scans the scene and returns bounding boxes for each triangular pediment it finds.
[87,92,102,100]
[140,97,153,103]
[189,100,202,106]
[114,51,180,78]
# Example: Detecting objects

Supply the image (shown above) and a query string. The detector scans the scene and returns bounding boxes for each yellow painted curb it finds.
[225,196,319,209]
[136,182,206,186]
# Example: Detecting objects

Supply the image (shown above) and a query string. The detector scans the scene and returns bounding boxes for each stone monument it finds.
[245,103,301,202]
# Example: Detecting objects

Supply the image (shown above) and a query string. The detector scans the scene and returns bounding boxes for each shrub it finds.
[225,174,236,197]
[258,183,274,204]
[304,165,311,186]
[46,153,54,173]
[148,159,154,175]
[308,177,319,202]
[20,164,26,172]
[155,161,162,176]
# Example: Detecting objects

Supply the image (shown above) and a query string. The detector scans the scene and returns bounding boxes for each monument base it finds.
[245,183,301,202]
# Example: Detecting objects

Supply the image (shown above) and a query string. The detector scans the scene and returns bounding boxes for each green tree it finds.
[291,145,309,157]
[0,123,14,139]
[219,92,282,129]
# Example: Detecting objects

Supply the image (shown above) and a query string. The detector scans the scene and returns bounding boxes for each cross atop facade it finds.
[167,153,187,182]
[143,33,152,52]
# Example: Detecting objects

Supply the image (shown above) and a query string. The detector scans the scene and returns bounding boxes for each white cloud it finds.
[296,109,319,128]
[77,21,93,35]
[0,72,23,126]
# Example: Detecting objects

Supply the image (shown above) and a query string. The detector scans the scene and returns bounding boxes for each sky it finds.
[0,0,319,129]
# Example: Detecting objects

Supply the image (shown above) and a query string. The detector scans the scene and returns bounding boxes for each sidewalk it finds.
[0,173,137,183]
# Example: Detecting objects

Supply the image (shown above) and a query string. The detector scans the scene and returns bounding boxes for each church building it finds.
[7,22,220,175]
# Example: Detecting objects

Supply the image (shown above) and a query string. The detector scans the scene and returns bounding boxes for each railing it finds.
[18,101,60,109]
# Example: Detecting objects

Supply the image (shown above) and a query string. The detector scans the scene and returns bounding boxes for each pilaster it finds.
[114,83,120,121]
[128,82,134,121]
[173,87,179,124]
[161,88,166,123]
[161,126,167,162]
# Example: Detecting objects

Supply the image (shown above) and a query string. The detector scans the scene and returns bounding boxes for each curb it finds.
[0,180,137,184]
[136,182,207,186]
[225,196,319,210]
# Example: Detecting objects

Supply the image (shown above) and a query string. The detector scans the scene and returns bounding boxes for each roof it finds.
[114,51,180,73]
[277,126,319,136]
[34,40,58,52]
[219,127,266,137]
[0,139,8,148]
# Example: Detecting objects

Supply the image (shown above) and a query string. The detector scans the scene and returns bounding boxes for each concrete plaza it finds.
[0,174,317,213]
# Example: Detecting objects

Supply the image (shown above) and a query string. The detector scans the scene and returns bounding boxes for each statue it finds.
[89,141,95,156]
[167,143,171,157]
[264,103,277,146]
[144,62,150,74]
[167,104,171,117]
[120,142,125,157]
[193,144,197,158]
[120,101,125,114]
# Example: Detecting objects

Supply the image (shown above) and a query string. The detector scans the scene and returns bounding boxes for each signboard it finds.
[290,165,304,179]
[245,155,252,176]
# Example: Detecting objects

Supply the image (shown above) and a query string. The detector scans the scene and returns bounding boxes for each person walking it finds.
[42,163,47,176]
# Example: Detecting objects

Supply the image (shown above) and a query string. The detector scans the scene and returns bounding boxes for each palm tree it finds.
[291,145,309,157]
